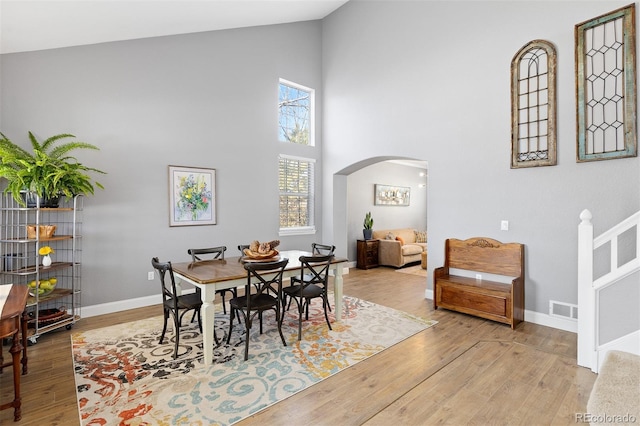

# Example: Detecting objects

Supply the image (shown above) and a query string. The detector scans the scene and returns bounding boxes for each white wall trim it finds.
[524,309,577,333]
[81,289,197,318]
[81,294,162,318]
[424,289,577,333]
[83,271,575,334]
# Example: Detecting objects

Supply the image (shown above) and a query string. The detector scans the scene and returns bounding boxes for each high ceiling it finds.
[0,0,349,54]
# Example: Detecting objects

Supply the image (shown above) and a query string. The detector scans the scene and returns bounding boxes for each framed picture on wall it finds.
[575,4,637,162]
[169,165,216,226]
[375,184,410,206]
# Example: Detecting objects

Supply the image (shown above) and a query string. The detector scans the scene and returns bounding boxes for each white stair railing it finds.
[577,209,640,372]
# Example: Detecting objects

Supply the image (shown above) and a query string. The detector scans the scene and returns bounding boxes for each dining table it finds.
[171,250,348,365]
[0,284,29,422]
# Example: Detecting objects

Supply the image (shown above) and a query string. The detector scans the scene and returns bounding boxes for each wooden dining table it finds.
[171,250,348,365]
[0,284,29,422]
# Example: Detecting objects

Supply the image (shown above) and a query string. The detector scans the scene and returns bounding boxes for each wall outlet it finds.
[147,271,154,280]
[475,274,482,280]
[501,220,509,231]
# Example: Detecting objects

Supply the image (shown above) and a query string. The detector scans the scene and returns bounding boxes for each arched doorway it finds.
[332,156,428,264]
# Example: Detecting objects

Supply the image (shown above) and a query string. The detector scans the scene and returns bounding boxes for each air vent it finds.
[549,300,578,320]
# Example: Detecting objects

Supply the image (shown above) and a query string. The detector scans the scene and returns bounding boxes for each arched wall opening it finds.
[332,156,428,265]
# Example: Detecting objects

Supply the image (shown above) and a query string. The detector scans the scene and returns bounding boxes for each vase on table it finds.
[42,254,52,267]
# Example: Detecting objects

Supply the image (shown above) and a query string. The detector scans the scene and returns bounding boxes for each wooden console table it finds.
[0,284,29,422]
[357,239,379,269]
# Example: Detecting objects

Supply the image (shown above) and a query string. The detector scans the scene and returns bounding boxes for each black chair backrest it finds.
[187,246,227,263]
[243,258,289,306]
[299,254,334,284]
[151,257,179,308]
[312,243,336,256]
[238,244,249,254]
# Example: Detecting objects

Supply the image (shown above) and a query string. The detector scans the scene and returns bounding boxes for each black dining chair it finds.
[187,246,237,312]
[151,257,203,359]
[312,243,336,255]
[285,242,336,312]
[227,258,289,361]
[187,246,235,315]
[283,254,334,341]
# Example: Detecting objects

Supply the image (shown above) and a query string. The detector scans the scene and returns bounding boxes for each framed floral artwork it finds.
[169,165,216,226]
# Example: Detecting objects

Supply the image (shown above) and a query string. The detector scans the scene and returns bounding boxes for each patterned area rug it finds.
[72,294,437,425]
[395,264,427,277]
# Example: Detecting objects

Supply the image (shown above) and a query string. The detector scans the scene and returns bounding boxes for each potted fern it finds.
[363,211,374,240]
[0,131,105,207]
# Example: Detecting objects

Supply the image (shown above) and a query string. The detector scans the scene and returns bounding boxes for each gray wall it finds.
[0,21,324,306]
[346,161,427,261]
[322,0,640,318]
[1,1,638,325]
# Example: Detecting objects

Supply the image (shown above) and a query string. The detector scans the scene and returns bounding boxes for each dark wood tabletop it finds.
[171,250,348,285]
[0,284,29,328]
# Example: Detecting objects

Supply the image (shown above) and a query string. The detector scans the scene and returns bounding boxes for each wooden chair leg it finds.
[172,313,180,359]
[323,295,332,330]
[159,309,169,344]
[20,312,28,375]
[226,308,234,345]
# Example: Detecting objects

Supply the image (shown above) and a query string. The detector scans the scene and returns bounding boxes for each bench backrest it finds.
[445,237,524,277]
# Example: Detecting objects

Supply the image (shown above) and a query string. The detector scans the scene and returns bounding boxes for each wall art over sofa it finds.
[375,184,410,206]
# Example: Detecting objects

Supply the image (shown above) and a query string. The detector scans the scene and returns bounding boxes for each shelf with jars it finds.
[0,193,82,342]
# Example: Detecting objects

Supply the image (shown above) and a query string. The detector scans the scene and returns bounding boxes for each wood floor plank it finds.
[1,266,596,425]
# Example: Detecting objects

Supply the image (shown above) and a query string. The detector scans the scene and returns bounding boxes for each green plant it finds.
[363,211,374,230]
[0,131,105,205]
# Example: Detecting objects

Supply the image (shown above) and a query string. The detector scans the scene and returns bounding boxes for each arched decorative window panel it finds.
[511,40,557,168]
[575,4,637,162]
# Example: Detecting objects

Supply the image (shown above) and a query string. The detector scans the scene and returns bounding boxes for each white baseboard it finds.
[83,270,576,334]
[81,268,354,319]
[81,289,197,318]
[524,309,577,333]
[423,288,576,333]
[81,294,162,318]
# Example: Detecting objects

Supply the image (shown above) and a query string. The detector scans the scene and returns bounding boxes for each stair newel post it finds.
[577,209,596,371]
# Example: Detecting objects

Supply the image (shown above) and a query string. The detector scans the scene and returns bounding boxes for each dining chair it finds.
[187,246,235,315]
[311,243,336,255]
[226,258,289,361]
[288,242,335,312]
[151,257,204,359]
[237,244,249,255]
[282,254,334,340]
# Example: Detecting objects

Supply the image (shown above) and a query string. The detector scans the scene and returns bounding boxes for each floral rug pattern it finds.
[72,295,437,425]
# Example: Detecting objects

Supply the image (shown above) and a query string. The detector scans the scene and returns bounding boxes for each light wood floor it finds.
[1,267,596,425]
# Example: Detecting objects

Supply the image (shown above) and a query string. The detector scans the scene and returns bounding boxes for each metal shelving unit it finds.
[0,193,82,342]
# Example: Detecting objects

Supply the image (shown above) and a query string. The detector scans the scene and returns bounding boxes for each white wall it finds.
[322,1,640,317]
[0,22,324,306]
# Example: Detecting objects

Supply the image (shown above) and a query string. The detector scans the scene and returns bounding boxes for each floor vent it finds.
[549,300,578,320]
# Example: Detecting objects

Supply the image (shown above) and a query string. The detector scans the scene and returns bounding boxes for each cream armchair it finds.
[371,228,427,268]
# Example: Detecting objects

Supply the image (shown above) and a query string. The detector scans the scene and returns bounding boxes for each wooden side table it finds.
[357,239,379,269]
[0,284,29,422]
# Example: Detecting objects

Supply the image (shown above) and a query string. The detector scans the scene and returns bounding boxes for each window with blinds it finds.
[278,155,315,234]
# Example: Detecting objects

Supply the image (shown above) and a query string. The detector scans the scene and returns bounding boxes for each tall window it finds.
[279,155,315,233]
[279,79,314,146]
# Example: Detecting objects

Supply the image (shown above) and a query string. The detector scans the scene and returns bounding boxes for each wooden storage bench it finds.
[433,237,524,329]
